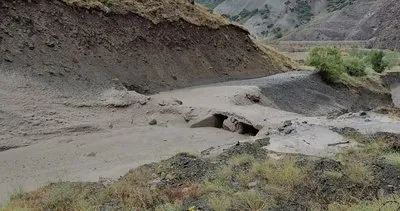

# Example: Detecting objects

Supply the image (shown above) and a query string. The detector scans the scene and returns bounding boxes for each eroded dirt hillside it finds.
[0,0,293,96]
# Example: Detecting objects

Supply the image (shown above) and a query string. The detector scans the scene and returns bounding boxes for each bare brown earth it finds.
[0,0,293,96]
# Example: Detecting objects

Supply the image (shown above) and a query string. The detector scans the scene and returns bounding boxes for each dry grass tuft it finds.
[328,195,400,211]
[251,158,306,188]
[344,162,374,186]
[62,0,229,27]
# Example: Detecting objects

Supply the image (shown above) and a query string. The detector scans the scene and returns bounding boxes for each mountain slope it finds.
[283,0,377,41]
[203,0,356,38]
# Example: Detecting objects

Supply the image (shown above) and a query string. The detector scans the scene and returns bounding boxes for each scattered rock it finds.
[254,137,270,147]
[247,181,259,188]
[201,147,215,156]
[87,152,97,157]
[4,55,13,62]
[246,93,261,103]
[98,177,114,186]
[149,119,157,125]
[182,198,211,211]
[360,111,367,116]
[157,153,213,185]
[284,128,295,135]
[173,99,183,105]
[222,116,243,133]
[327,109,349,119]
[283,120,292,127]
[46,41,55,48]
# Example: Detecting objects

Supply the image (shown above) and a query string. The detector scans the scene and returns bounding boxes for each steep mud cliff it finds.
[0,0,292,96]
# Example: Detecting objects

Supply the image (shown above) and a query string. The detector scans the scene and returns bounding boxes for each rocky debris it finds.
[360,111,367,116]
[182,198,211,211]
[156,153,214,186]
[100,89,149,107]
[230,87,264,105]
[284,128,295,135]
[254,137,270,147]
[86,152,97,157]
[158,98,184,107]
[218,142,268,161]
[283,120,293,127]
[373,106,391,115]
[278,120,296,135]
[4,55,13,63]
[183,108,197,122]
[247,181,259,188]
[327,109,349,119]
[148,119,157,125]
[222,116,243,133]
[98,177,114,187]
[246,93,261,103]
[200,147,215,156]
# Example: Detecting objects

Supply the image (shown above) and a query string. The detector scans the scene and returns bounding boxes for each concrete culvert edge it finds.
[191,114,259,136]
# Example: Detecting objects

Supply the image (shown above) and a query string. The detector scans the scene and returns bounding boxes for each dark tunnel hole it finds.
[240,122,260,136]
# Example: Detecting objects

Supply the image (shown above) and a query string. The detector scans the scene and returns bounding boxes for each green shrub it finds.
[369,50,388,73]
[383,50,399,70]
[348,46,366,60]
[306,46,344,82]
[343,57,366,76]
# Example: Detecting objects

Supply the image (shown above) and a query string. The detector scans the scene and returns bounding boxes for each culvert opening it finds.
[240,122,259,136]
[190,114,259,136]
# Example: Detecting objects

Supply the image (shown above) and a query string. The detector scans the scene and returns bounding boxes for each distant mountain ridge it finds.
[197,0,400,49]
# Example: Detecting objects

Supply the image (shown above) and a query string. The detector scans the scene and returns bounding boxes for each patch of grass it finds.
[109,168,171,209]
[233,190,275,211]
[328,195,400,211]
[251,158,306,188]
[154,202,182,211]
[383,50,399,70]
[202,166,234,194]
[344,162,374,186]
[324,170,343,182]
[2,182,106,211]
[227,154,256,167]
[388,108,400,120]
[206,193,233,211]
[383,153,400,167]
[62,0,229,28]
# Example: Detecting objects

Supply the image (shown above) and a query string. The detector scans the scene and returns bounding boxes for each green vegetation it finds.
[272,27,283,39]
[369,50,388,73]
[329,195,400,211]
[343,56,366,76]
[306,46,344,82]
[383,50,400,70]
[307,46,397,82]
[383,153,400,167]
[101,0,112,7]
[296,1,313,24]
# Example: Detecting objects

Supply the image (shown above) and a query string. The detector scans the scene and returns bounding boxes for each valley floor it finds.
[1,70,400,205]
